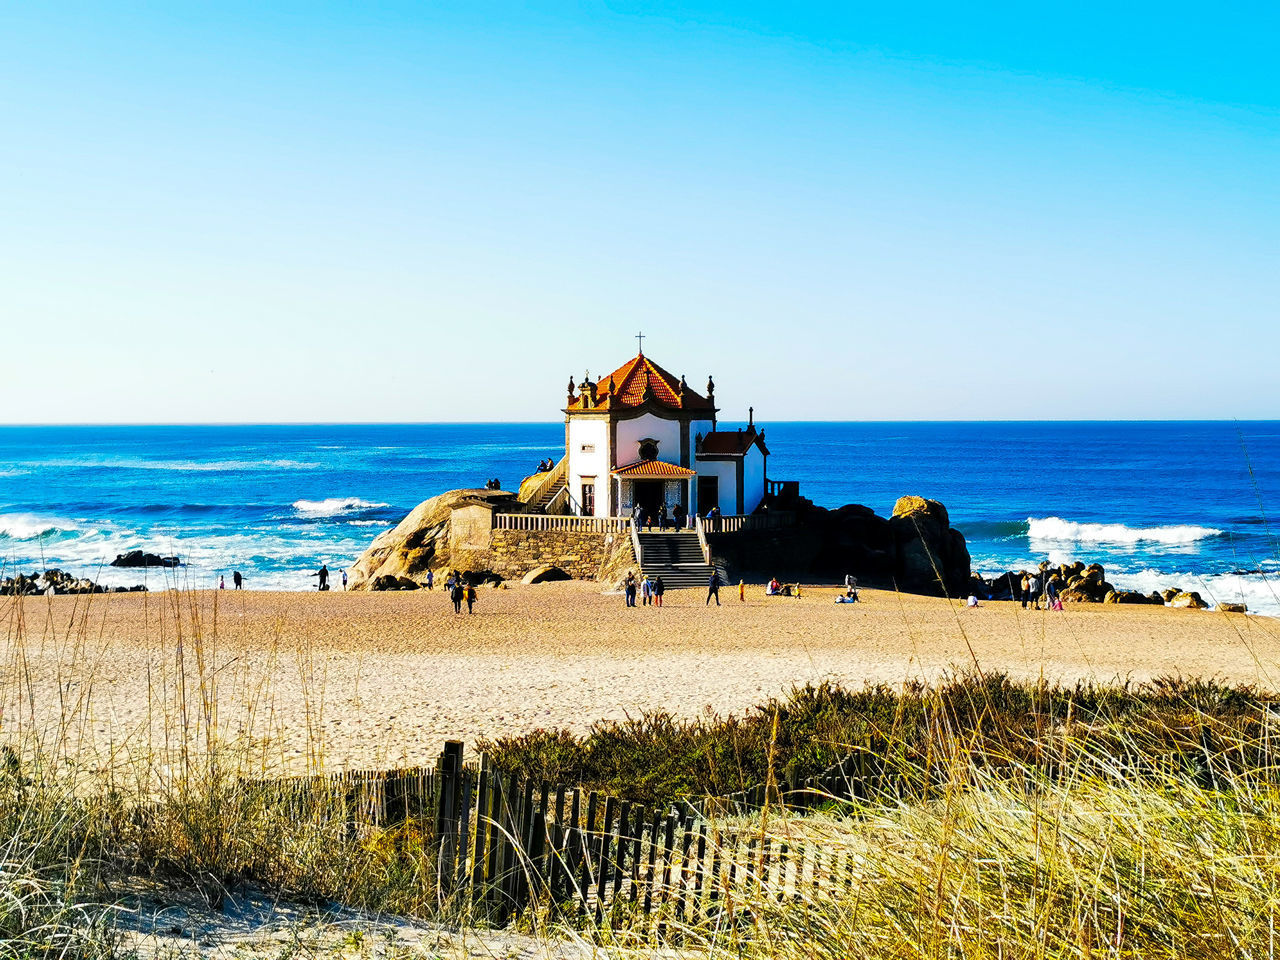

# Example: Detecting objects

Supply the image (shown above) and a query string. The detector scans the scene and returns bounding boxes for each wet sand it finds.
[3,582,1277,775]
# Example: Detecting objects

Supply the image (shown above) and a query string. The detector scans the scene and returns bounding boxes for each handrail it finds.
[693,515,712,564]
[517,455,568,506]
[630,516,644,567]
[700,512,796,534]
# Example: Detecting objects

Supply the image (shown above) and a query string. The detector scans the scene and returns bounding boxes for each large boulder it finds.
[1169,591,1209,609]
[1219,602,1247,614]
[888,496,970,595]
[1104,589,1162,604]
[347,488,513,590]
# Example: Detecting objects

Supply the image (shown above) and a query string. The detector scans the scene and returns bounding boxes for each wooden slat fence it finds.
[242,733,1280,930]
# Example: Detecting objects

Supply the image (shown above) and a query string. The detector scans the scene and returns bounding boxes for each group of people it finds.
[535,458,555,472]
[631,501,691,532]
[623,571,666,607]
[765,577,802,598]
[483,478,503,490]
[306,564,347,591]
[834,575,859,604]
[443,570,478,613]
[1019,570,1064,611]
[216,570,245,590]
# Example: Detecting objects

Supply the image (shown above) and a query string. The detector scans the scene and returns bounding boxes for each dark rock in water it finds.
[111,550,182,568]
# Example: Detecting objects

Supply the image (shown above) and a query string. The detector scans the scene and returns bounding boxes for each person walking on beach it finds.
[465,583,477,614]
[1019,573,1030,608]
[232,570,243,589]
[313,564,329,591]
[218,575,225,590]
[341,569,347,590]
[641,574,652,606]
[707,570,722,606]
[653,575,665,607]
[450,580,464,613]
[624,571,637,607]
[1029,573,1042,610]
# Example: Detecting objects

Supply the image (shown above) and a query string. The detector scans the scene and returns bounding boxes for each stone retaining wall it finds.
[487,529,635,581]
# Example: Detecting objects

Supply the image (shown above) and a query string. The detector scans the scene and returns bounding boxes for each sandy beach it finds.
[4,581,1278,775]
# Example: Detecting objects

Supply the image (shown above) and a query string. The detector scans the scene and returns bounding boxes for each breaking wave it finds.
[0,514,80,541]
[292,497,390,518]
[1027,516,1224,546]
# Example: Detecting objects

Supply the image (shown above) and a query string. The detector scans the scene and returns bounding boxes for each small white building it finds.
[561,350,769,518]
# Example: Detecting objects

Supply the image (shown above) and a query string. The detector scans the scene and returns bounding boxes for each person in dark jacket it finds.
[450,581,464,613]
[706,570,721,606]
[653,576,665,607]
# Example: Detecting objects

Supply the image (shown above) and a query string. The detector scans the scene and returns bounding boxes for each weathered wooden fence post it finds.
[435,740,465,898]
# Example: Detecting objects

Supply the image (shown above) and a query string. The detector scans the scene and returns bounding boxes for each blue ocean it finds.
[2,422,1278,615]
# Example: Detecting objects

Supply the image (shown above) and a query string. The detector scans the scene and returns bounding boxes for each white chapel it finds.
[559,347,769,519]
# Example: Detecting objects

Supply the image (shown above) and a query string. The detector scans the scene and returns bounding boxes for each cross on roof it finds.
[635,331,645,355]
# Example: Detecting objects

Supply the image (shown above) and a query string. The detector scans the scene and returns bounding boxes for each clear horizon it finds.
[3,3,1277,423]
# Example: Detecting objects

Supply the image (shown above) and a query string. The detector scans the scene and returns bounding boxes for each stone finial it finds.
[607,375,616,395]
[567,376,576,402]
[679,375,687,399]
[706,375,715,397]
[749,406,754,427]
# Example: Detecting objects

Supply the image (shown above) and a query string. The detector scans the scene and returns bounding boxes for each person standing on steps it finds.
[707,570,722,606]
[657,502,667,531]
[653,575,665,607]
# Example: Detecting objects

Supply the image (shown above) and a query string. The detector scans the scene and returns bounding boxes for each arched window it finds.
[638,439,659,461]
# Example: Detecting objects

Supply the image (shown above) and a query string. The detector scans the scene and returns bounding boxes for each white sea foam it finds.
[347,520,389,527]
[0,514,79,540]
[292,497,390,518]
[1110,567,1280,618]
[1027,516,1223,546]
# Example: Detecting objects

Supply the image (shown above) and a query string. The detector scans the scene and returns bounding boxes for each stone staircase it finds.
[635,531,727,590]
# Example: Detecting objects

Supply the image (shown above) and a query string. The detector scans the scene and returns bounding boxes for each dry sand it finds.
[3,581,1279,775]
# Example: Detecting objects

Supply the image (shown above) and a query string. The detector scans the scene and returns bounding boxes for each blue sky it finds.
[2,2,1276,422]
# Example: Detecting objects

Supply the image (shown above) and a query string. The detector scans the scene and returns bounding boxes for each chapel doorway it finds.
[697,476,719,516]
[633,481,664,520]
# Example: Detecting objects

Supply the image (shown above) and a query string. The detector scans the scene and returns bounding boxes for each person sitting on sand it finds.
[967,594,980,608]
[766,577,781,596]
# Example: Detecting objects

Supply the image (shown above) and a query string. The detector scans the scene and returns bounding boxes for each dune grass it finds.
[4,583,1280,958]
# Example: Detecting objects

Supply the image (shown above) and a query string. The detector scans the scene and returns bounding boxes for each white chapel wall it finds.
[615,413,682,465]
[694,458,737,515]
[567,418,609,516]
[743,446,766,514]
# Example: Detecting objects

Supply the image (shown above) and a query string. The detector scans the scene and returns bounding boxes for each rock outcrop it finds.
[347,489,513,590]
[888,496,971,596]
[111,550,182,568]
[2,569,147,596]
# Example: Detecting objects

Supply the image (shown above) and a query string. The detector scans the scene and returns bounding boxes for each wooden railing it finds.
[494,514,632,534]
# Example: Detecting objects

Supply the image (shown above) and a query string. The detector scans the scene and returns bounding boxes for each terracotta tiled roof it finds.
[698,426,769,457]
[612,458,698,479]
[566,353,715,413]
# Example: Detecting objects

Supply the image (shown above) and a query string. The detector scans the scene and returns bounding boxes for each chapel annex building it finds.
[562,350,769,519]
